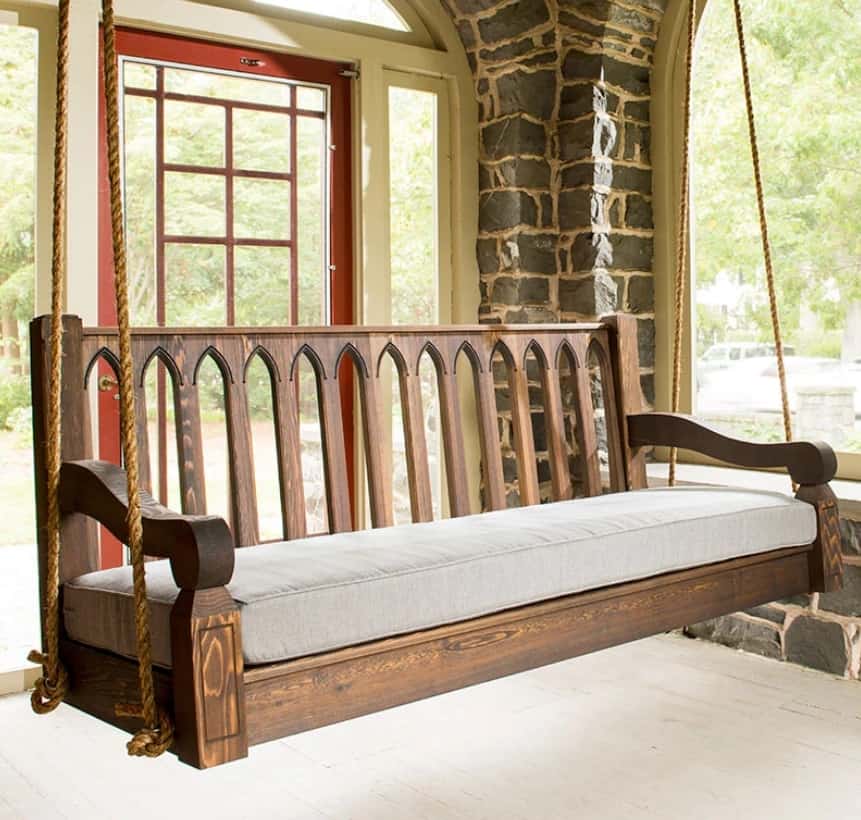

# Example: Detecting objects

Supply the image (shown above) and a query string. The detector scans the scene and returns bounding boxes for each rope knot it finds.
[115,702,174,757]
[27,650,69,714]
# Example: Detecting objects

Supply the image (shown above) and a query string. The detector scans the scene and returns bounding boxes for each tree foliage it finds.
[693,0,861,351]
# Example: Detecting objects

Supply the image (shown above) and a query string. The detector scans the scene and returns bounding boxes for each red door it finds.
[98,29,353,567]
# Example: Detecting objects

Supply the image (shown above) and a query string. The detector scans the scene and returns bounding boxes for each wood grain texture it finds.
[603,314,648,490]
[244,546,812,745]
[171,587,247,768]
[795,484,844,593]
[628,412,838,486]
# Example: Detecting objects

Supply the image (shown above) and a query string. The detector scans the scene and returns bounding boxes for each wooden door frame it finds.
[97,28,354,566]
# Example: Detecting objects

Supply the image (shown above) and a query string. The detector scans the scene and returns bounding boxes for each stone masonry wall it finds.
[444,0,664,499]
[441,0,861,681]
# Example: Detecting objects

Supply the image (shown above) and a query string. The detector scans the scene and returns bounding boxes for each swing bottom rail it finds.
[60,542,815,769]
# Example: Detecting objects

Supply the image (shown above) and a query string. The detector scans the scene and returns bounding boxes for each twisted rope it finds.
[102,0,172,757]
[732,0,793,448]
[669,0,696,487]
[28,0,71,714]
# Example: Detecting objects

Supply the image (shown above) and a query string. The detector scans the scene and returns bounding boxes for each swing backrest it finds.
[30,315,644,584]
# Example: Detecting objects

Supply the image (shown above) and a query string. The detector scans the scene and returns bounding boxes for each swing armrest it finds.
[627,412,837,487]
[59,460,234,590]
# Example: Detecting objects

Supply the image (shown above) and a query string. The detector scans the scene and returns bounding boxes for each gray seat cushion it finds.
[63,486,816,667]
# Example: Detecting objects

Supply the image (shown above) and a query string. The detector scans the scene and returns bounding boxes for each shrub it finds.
[0,373,30,430]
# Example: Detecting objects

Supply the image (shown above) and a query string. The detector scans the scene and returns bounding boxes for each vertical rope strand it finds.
[27,0,71,714]
[732,0,793,451]
[102,0,172,756]
[669,0,696,487]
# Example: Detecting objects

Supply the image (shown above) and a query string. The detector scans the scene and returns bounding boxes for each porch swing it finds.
[27,0,841,769]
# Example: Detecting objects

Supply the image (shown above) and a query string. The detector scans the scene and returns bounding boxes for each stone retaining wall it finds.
[441,0,860,680]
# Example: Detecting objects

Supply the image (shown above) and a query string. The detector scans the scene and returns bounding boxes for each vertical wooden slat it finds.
[398,341,433,523]
[573,337,602,497]
[222,341,259,546]
[357,340,393,528]
[537,337,573,502]
[271,339,306,540]
[438,359,470,518]
[132,339,152,496]
[318,372,353,533]
[507,341,539,507]
[172,341,207,516]
[603,313,648,490]
[473,360,506,512]
[592,334,626,493]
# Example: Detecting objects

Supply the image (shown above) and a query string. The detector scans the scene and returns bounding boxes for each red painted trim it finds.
[98,27,357,540]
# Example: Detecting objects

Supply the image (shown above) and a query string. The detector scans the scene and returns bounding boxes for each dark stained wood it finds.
[437,363,471,517]
[30,317,99,592]
[319,370,353,533]
[243,545,812,744]
[603,314,648,490]
[59,460,234,590]
[796,484,844,593]
[507,343,540,506]
[473,362,506,511]
[35,315,846,770]
[171,587,247,768]
[270,339,307,540]
[628,412,838,486]
[61,638,175,738]
[398,344,434,522]
[354,341,393,528]
[538,349,573,502]
[571,338,602,496]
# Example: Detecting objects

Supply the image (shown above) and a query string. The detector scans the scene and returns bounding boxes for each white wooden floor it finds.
[1,634,859,820]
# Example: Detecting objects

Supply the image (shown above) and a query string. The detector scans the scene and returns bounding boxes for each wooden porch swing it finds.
[27,0,842,769]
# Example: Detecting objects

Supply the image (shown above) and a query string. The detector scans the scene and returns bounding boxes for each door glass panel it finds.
[123,94,157,325]
[164,66,290,107]
[296,86,325,112]
[233,177,290,240]
[233,108,291,172]
[297,116,325,325]
[234,246,291,325]
[164,171,226,237]
[165,244,226,326]
[0,24,38,674]
[124,60,156,90]
[164,100,225,167]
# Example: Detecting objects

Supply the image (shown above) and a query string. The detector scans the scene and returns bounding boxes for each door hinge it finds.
[339,68,360,80]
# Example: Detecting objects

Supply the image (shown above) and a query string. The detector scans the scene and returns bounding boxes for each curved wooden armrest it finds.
[627,412,837,486]
[59,460,234,590]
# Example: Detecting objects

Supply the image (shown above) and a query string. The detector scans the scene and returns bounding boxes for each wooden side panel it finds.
[244,547,812,745]
[796,484,844,593]
[171,587,247,769]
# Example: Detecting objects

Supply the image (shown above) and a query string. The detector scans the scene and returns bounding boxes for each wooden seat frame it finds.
[30,313,842,768]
